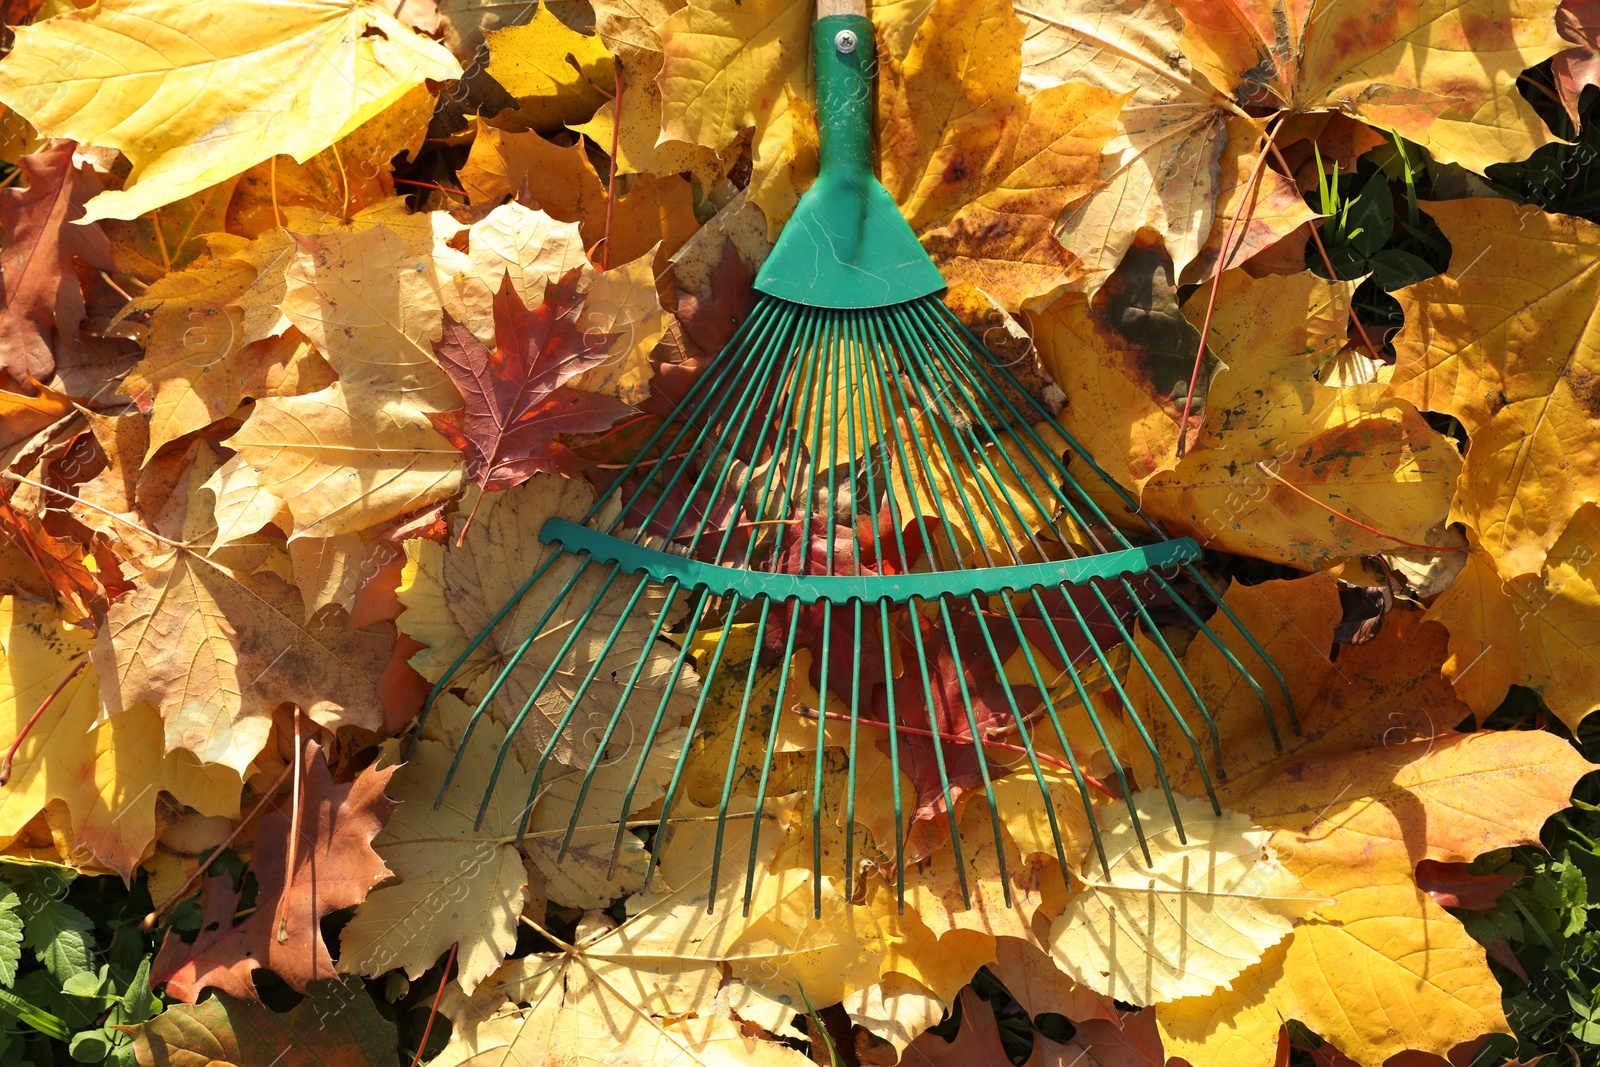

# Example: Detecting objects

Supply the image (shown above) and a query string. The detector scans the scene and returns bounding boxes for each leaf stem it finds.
[393,177,469,200]
[142,760,295,930]
[0,656,87,786]
[276,712,304,944]
[1179,117,1283,456]
[408,941,458,1067]
[1251,461,1464,552]
[602,64,623,271]
[1261,138,1383,361]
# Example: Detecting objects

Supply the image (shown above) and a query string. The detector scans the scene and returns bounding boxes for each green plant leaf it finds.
[0,884,22,988]
[20,898,95,984]
[1367,248,1437,291]
[1344,169,1394,257]
[0,984,71,1042]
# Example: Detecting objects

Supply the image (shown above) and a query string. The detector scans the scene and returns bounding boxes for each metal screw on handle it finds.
[834,29,858,53]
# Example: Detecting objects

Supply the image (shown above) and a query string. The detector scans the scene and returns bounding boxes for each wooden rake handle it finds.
[817,0,867,18]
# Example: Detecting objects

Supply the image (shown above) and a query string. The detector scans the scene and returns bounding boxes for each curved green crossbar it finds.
[540,519,1202,604]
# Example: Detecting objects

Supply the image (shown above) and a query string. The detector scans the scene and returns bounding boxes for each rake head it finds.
[416,5,1294,916]
[418,290,1294,915]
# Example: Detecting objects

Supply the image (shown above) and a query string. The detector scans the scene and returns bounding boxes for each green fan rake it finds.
[419,0,1293,915]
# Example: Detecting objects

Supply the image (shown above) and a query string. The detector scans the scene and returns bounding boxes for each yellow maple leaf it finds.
[1116,574,1595,1064]
[434,798,879,1065]
[0,598,238,878]
[226,83,437,239]
[485,5,616,131]
[1170,0,1565,177]
[1029,230,1210,493]
[1390,197,1600,581]
[1018,2,1320,292]
[656,0,810,159]
[205,381,463,545]
[0,0,462,221]
[1426,507,1600,730]
[339,700,533,997]
[570,0,727,183]
[877,0,1124,310]
[117,250,335,460]
[437,200,579,314]
[279,222,463,413]
[94,442,396,773]
[1138,270,1460,569]
[1017,0,1233,286]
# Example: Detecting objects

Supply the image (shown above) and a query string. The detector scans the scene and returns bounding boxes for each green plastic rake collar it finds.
[542,518,1204,602]
[752,14,946,309]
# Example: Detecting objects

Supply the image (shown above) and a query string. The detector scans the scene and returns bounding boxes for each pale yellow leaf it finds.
[0,0,462,221]
[340,702,530,997]
[1048,791,1323,1006]
[207,381,462,544]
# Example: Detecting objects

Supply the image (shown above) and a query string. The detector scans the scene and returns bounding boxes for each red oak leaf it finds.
[428,269,631,491]
[0,141,113,393]
[152,741,396,1002]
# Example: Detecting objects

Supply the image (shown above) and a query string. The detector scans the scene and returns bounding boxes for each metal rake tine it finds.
[628,305,803,544]
[997,595,1110,876]
[924,299,1141,551]
[1120,576,1226,799]
[751,308,830,571]
[416,304,775,745]
[861,313,951,567]
[902,597,972,907]
[915,300,1286,767]
[414,548,566,760]
[1061,579,1186,848]
[1024,585,1152,868]
[800,309,843,919]
[890,305,1016,566]
[888,305,1027,868]
[643,592,745,897]
[904,306,1089,553]
[842,601,865,906]
[857,316,971,897]
[709,308,825,565]
[876,308,985,572]
[935,595,1013,905]
[1085,579,1215,834]
[432,307,774,793]
[434,556,594,805]
[813,310,844,916]
[897,305,1061,560]
[850,322,912,910]
[1147,568,1279,752]
[811,603,833,918]
[607,589,715,875]
[557,580,685,860]
[967,592,1073,886]
[587,300,782,531]
[502,569,651,834]
[475,564,627,831]
[877,603,908,910]
[743,607,804,916]
[1183,563,1297,736]
[707,597,776,910]
[840,318,878,909]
